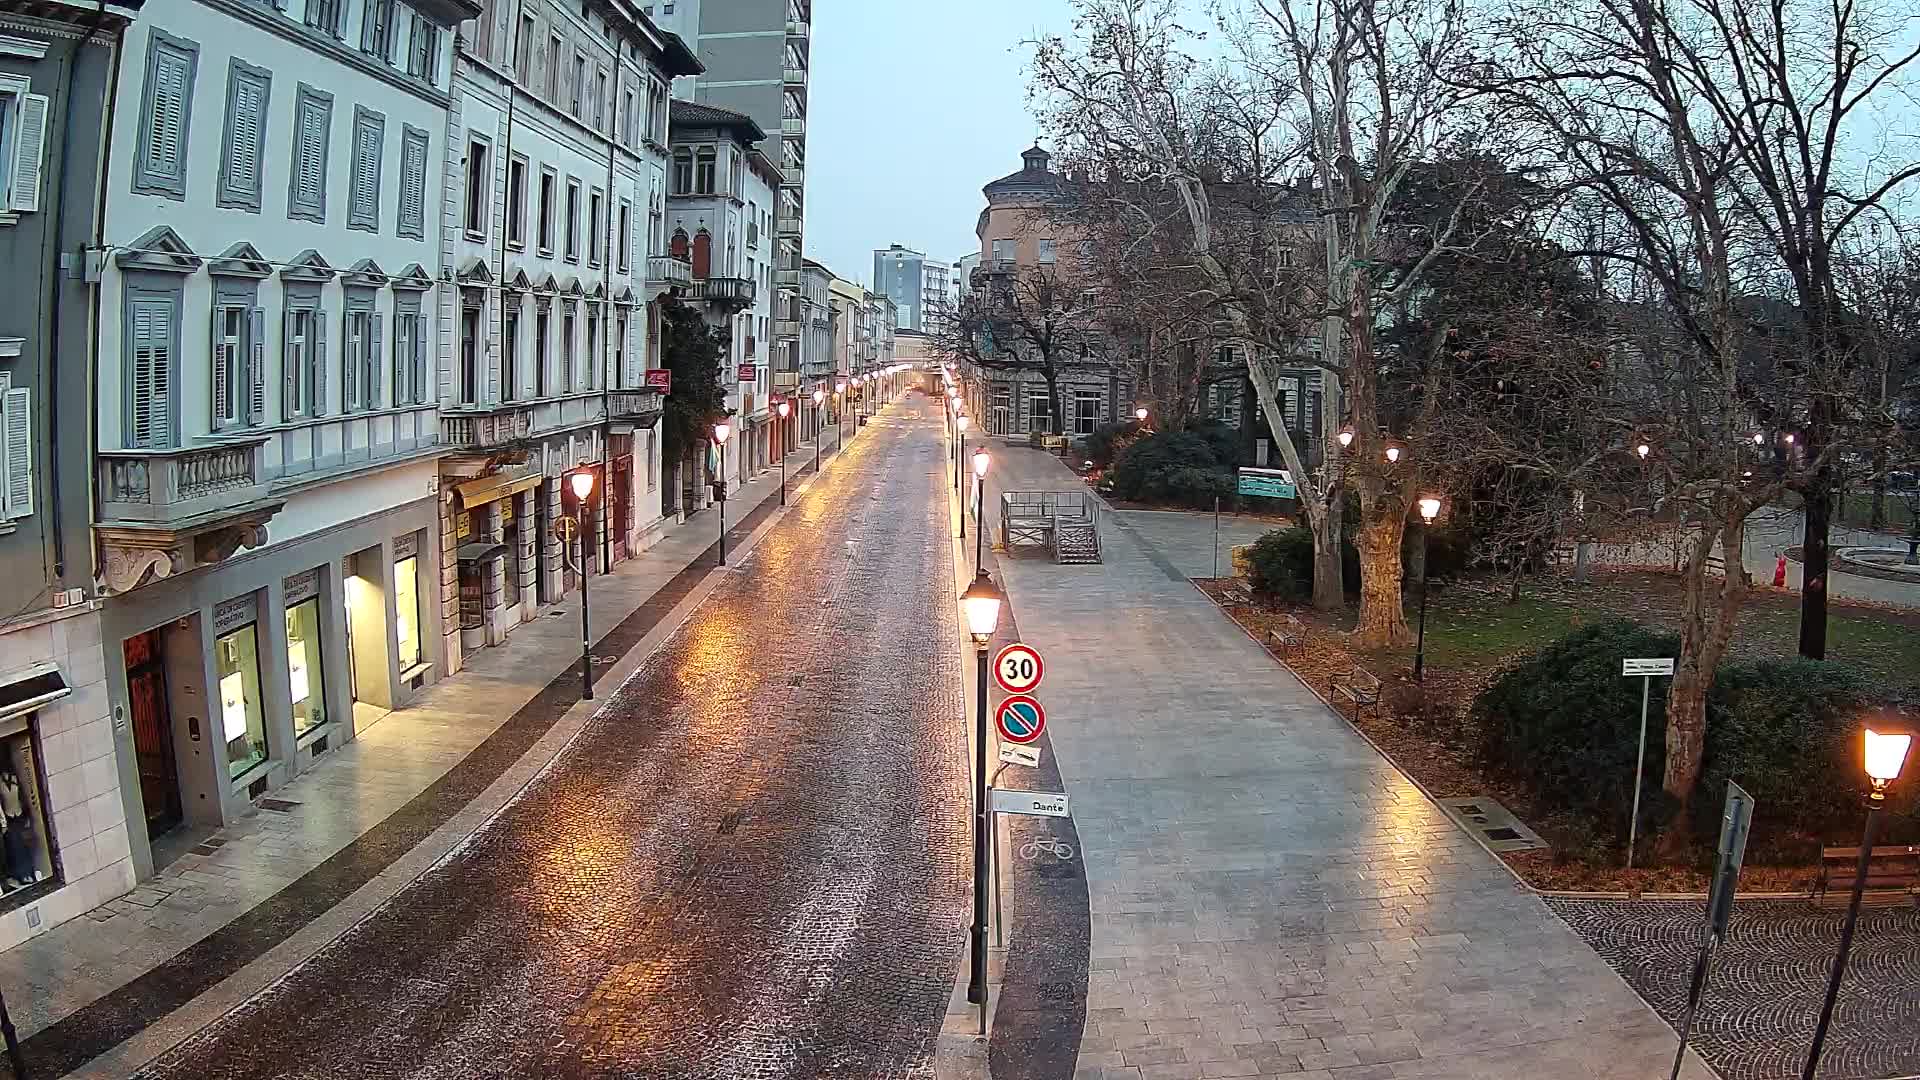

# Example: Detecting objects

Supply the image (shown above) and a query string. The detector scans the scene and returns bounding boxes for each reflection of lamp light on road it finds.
[1804,723,1912,1080]
[568,467,596,701]
[1412,497,1442,682]
[958,569,1005,1026]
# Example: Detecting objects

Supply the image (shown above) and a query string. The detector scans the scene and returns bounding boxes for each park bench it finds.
[1330,665,1382,719]
[1267,614,1305,653]
[1813,844,1920,905]
[1219,582,1253,606]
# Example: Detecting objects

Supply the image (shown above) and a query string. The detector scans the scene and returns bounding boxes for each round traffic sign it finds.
[995,694,1046,744]
[993,642,1045,694]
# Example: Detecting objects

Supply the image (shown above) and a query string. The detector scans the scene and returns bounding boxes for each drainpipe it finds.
[77,1,120,592]
[599,47,619,573]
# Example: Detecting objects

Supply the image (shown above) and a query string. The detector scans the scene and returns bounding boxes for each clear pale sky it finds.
[804,0,1077,286]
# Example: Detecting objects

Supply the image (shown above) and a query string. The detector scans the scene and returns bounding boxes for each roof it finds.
[983,145,1064,203]
[670,100,766,143]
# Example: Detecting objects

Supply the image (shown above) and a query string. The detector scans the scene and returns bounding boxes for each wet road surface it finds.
[137,404,970,1079]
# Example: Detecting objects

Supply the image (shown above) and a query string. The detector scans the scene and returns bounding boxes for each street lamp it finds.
[956,413,970,494]
[712,420,732,566]
[973,447,991,572]
[1413,496,1442,683]
[1135,405,1149,429]
[776,399,791,506]
[568,467,596,701]
[1637,442,1651,460]
[1385,445,1403,465]
[1337,428,1355,449]
[959,570,1005,1025]
[813,388,826,454]
[1802,723,1912,1080]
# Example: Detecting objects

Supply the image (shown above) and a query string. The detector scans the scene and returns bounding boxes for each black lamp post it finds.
[1413,496,1441,683]
[568,467,596,701]
[974,447,991,573]
[712,420,732,565]
[1801,725,1912,1080]
[1902,489,1919,565]
[776,399,791,506]
[959,571,1005,1027]
[813,388,826,459]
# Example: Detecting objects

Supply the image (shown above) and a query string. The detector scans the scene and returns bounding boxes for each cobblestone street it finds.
[127,405,971,1079]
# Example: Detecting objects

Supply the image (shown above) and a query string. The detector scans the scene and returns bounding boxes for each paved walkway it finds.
[982,448,1711,1080]
[1107,511,1279,581]
[1593,508,1919,608]
[0,427,866,1075]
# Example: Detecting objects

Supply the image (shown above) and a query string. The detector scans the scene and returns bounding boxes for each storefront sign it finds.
[284,569,321,605]
[213,594,257,636]
[394,531,421,561]
[644,369,672,392]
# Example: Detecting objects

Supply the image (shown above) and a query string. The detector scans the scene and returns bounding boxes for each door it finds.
[611,459,631,562]
[123,630,183,839]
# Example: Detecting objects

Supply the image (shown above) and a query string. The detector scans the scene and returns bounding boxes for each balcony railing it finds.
[783,66,807,87]
[781,116,805,138]
[691,276,756,308]
[98,439,272,525]
[781,165,804,189]
[441,407,534,450]
[775,267,801,289]
[786,17,809,38]
[646,255,692,289]
[607,390,663,422]
[778,215,803,240]
[774,317,801,339]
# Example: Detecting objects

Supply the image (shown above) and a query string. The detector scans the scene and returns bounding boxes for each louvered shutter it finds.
[129,300,171,447]
[400,133,425,233]
[369,313,384,408]
[296,100,325,210]
[248,307,266,424]
[353,121,377,223]
[413,314,427,403]
[342,313,359,409]
[392,315,407,405]
[311,311,327,415]
[283,310,299,416]
[230,78,263,197]
[211,310,232,427]
[148,52,188,182]
[10,94,48,212]
[1,383,28,519]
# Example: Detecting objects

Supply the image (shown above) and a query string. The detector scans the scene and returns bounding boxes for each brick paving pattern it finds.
[1550,898,1920,1080]
[130,408,971,1079]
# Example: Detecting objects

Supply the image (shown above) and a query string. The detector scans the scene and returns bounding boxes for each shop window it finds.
[216,622,267,778]
[286,597,326,737]
[1,725,53,895]
[394,555,421,669]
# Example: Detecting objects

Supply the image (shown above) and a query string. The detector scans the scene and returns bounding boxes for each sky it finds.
[803,0,1079,287]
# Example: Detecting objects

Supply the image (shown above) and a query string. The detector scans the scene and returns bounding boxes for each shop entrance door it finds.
[123,630,183,840]
[611,458,631,562]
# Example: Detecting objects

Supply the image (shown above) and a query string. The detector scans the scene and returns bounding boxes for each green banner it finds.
[1237,470,1296,499]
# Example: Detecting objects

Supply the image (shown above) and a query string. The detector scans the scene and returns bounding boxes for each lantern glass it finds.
[568,470,594,501]
[777,400,790,418]
[1864,728,1913,786]
[957,415,970,432]
[1418,497,1442,522]
[973,448,990,477]
[713,421,731,444]
[1337,429,1355,448]
[960,572,1004,643]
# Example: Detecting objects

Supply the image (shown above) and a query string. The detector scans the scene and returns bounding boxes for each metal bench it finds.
[1814,844,1920,905]
[1330,665,1382,719]
[1267,614,1305,653]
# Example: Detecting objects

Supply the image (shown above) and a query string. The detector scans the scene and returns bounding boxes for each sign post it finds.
[1622,657,1675,869]
[1668,781,1754,1080]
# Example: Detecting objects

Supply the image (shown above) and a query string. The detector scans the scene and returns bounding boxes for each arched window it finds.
[672,149,693,195]
[669,228,690,262]
[694,148,716,194]
[691,228,712,279]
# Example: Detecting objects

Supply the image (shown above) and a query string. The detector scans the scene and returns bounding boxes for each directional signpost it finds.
[1623,656,1676,868]
[993,643,1044,694]
[995,695,1046,744]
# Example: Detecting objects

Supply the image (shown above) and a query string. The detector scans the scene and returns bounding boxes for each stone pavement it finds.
[0,431,851,1075]
[1107,511,1282,581]
[981,445,1714,1080]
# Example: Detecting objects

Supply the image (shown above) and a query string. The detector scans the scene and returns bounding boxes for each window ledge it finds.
[0,213,18,228]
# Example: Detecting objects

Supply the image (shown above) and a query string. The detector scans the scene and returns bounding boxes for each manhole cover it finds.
[1437,796,1548,852]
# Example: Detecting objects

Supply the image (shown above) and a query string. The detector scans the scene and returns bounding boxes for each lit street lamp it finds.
[1413,496,1442,683]
[813,388,826,456]
[1802,724,1912,1080]
[959,571,1006,1028]
[712,420,732,566]
[568,467,596,701]
[776,399,791,506]
[1385,445,1403,465]
[1337,428,1355,449]
[955,413,970,493]
[973,447,991,572]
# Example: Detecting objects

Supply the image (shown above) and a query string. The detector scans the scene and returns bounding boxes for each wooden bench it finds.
[1814,844,1920,905]
[1267,614,1305,653]
[1219,583,1253,606]
[1330,665,1382,719]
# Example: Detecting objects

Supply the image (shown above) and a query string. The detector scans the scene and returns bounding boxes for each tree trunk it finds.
[1869,444,1888,531]
[1309,503,1344,611]
[1798,469,1831,660]
[1352,511,1411,647]
[1044,371,1063,436]
[1657,517,1748,858]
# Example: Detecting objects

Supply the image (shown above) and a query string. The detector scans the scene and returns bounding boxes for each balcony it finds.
[778,215,803,240]
[786,17,808,38]
[441,407,535,450]
[691,275,756,310]
[783,66,807,87]
[774,317,801,339]
[96,439,284,593]
[645,255,693,301]
[782,116,805,138]
[775,267,801,289]
[774,370,801,390]
[781,165,804,189]
[606,389,664,432]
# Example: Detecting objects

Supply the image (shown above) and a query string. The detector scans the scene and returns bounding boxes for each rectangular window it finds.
[394,555,421,669]
[991,238,1014,263]
[305,0,343,37]
[561,308,575,390]
[392,305,424,405]
[0,724,54,892]
[348,106,384,232]
[616,200,630,271]
[209,302,261,430]
[1038,237,1057,264]
[537,168,556,254]
[1028,390,1053,433]
[622,88,635,145]
[459,307,479,404]
[588,188,603,267]
[1075,389,1102,435]
[515,15,536,83]
[134,31,197,199]
[534,306,550,396]
[282,301,327,417]
[360,0,394,59]
[614,311,627,388]
[546,33,562,98]
[502,309,519,401]
[464,136,488,238]
[286,597,326,737]
[216,60,269,211]
[217,621,268,779]
[342,303,382,411]
[407,17,440,82]
[288,85,332,222]
[694,150,714,194]
[570,53,585,116]
[564,178,580,262]
[0,370,32,520]
[397,124,428,239]
[506,155,527,248]
[126,292,178,447]
[595,68,608,129]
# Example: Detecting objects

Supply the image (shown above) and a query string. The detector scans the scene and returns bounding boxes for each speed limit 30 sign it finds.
[993,643,1045,694]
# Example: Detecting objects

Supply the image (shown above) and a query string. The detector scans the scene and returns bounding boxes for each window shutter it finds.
[399,131,426,235]
[230,78,264,197]
[413,314,427,403]
[2,384,29,519]
[129,300,171,447]
[248,307,267,423]
[392,315,407,405]
[368,312,384,408]
[211,311,232,427]
[311,311,328,415]
[343,314,359,409]
[10,94,49,212]
[283,310,299,417]
[149,52,189,182]
[296,99,326,210]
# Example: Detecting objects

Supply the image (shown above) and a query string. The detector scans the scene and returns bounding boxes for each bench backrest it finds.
[1352,666,1381,690]
[1822,844,1920,865]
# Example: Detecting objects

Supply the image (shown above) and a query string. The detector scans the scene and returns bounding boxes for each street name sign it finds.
[1236,467,1296,500]
[1623,657,1676,676]
[998,744,1041,768]
[993,643,1044,694]
[995,695,1046,744]
[991,789,1070,818]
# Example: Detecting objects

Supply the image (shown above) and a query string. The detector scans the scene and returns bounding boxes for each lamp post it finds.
[974,447,991,573]
[1413,496,1442,683]
[1135,405,1149,431]
[776,399,791,506]
[813,388,826,456]
[955,413,969,492]
[712,420,732,566]
[959,571,1005,1030]
[1801,725,1912,1080]
[835,380,847,453]
[568,467,596,701]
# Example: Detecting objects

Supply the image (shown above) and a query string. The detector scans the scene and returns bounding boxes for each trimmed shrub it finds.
[1109,431,1233,508]
[1082,422,1139,470]
[1244,526,1362,598]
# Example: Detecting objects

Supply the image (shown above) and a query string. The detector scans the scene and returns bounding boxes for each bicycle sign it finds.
[995,694,1046,744]
[993,643,1044,694]
[1019,837,1075,862]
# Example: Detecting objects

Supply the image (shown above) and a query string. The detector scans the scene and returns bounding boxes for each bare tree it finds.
[932,262,1105,434]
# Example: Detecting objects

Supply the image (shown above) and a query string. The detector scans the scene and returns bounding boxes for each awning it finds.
[456,541,508,563]
[452,470,543,508]
[0,662,70,725]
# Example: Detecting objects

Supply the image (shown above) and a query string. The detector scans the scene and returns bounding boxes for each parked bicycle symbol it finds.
[1019,838,1075,862]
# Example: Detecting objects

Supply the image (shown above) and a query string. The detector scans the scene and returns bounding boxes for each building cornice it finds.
[197,0,451,108]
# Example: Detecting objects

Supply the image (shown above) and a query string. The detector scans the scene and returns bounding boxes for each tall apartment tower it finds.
[646,0,811,395]
[872,244,952,334]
